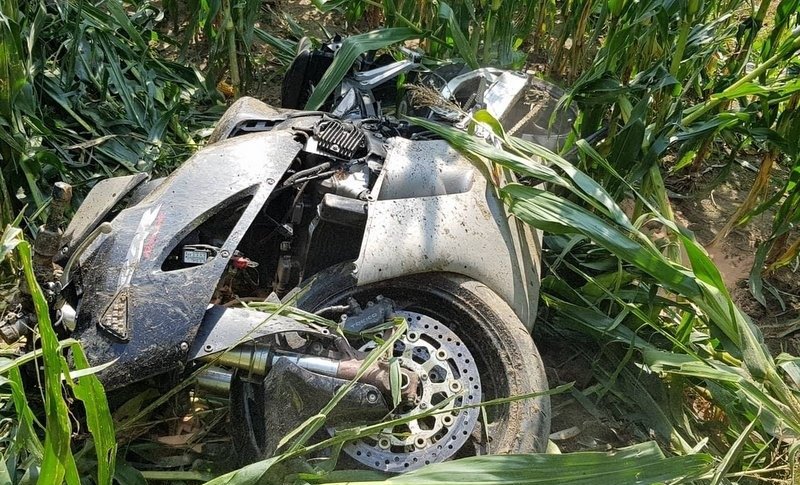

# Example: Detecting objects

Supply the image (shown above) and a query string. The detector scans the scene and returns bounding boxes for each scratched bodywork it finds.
[73,131,302,388]
[59,173,149,262]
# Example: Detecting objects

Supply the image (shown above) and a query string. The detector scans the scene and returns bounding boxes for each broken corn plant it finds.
[410,113,800,482]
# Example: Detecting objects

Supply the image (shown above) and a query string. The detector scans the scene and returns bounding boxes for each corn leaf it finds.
[324,442,712,484]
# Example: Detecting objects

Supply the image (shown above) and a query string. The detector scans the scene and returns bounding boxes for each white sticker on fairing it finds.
[118,204,162,288]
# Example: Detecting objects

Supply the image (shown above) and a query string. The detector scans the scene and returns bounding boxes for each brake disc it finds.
[340,311,482,473]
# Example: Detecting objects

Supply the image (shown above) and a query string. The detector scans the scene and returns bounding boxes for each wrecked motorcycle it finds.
[6,44,576,472]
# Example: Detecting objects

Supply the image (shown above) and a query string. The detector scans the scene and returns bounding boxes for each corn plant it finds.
[0,0,221,231]
[0,223,116,484]
[162,0,264,96]
[312,0,541,68]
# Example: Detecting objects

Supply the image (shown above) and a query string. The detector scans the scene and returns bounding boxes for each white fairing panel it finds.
[354,138,541,329]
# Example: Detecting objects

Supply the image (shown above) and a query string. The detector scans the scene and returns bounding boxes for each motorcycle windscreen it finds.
[73,131,302,389]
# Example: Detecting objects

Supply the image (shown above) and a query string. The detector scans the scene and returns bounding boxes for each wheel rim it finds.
[339,311,482,472]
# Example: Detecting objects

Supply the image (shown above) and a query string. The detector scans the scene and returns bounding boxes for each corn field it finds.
[1,0,799,483]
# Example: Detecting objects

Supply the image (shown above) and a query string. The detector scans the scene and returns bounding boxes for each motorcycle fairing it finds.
[74,131,302,388]
[206,97,287,144]
[187,305,328,361]
[59,173,149,262]
[354,138,541,330]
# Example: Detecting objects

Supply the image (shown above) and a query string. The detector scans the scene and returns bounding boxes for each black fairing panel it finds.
[74,131,302,389]
[59,173,149,263]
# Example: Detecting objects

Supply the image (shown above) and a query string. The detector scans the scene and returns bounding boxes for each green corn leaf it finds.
[500,183,700,298]
[66,344,117,485]
[323,442,712,484]
[709,412,759,485]
[408,117,571,187]
[16,241,79,484]
[253,28,298,65]
[542,294,656,350]
[0,368,44,460]
[389,357,402,408]
[102,0,147,50]
[304,28,419,111]
[413,115,634,231]
[438,2,479,69]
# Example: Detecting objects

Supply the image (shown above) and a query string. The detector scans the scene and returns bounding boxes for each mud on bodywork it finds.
[355,138,541,329]
[73,131,301,389]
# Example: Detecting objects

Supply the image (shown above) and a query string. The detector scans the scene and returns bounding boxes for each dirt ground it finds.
[670,162,800,355]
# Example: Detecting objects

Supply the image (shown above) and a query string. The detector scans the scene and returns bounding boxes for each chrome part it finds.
[340,311,482,473]
[200,344,339,378]
[197,366,233,395]
[59,302,77,332]
[202,344,272,373]
[274,352,341,376]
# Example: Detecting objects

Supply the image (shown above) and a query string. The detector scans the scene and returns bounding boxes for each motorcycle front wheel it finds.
[230,262,550,470]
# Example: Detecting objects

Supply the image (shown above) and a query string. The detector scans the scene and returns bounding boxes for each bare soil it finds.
[671,162,800,355]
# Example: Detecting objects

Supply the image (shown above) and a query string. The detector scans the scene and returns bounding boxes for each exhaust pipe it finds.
[198,344,418,401]
[197,366,233,395]
[198,344,339,376]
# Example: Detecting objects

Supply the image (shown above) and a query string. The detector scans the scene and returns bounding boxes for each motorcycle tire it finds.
[230,262,550,466]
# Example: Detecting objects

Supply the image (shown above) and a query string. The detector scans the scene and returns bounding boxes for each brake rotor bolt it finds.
[180,342,188,351]
[449,381,462,393]
[220,250,230,258]
[419,402,428,410]
[421,373,428,381]
[436,349,448,361]
[378,437,391,449]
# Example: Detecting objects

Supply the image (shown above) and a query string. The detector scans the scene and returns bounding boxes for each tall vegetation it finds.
[0,0,222,230]
[415,114,800,482]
